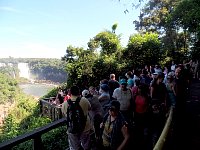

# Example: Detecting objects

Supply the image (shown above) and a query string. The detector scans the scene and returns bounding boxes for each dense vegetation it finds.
[0,72,68,149]
[62,0,200,89]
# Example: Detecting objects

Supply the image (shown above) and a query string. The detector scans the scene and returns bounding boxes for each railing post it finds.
[33,135,43,150]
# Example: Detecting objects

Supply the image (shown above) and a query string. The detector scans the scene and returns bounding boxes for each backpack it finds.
[67,97,86,134]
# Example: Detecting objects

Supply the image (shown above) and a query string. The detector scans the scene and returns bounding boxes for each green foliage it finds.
[0,93,51,142]
[41,126,68,150]
[41,87,59,99]
[126,32,161,68]
[88,31,122,55]
[169,0,200,60]
[0,73,18,104]
[0,73,68,149]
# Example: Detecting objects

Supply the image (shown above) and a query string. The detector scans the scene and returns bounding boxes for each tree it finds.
[169,0,200,60]
[112,23,118,33]
[88,30,122,55]
[124,32,161,68]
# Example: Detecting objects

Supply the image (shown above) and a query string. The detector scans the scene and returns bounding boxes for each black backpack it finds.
[67,97,87,134]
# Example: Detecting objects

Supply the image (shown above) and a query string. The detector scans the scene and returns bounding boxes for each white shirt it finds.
[112,88,132,111]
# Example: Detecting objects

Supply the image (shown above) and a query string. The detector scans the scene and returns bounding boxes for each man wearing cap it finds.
[112,79,133,123]
[82,89,103,140]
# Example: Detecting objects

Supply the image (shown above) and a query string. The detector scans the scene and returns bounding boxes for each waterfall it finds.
[18,63,30,80]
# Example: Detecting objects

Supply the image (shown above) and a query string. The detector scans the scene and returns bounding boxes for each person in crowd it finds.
[100,79,109,85]
[144,65,149,73]
[112,79,133,123]
[89,86,99,96]
[133,83,151,149]
[125,71,134,89]
[171,61,176,72]
[62,86,91,150]
[150,65,155,74]
[98,84,110,115]
[133,69,141,86]
[154,65,162,74]
[100,100,130,150]
[140,69,151,86]
[108,74,120,100]
[166,73,176,107]
[150,73,167,147]
[63,89,71,102]
[55,92,64,104]
[82,89,103,140]
[150,73,158,87]
[132,79,140,96]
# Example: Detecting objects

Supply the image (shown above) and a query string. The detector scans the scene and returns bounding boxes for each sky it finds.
[0,0,142,59]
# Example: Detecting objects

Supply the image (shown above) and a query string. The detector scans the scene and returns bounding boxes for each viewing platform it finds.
[1,79,200,150]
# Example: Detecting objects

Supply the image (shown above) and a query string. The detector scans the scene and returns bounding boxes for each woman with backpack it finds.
[100,100,130,150]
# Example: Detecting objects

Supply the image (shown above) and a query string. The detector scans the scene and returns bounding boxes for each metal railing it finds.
[0,118,67,150]
[39,98,62,121]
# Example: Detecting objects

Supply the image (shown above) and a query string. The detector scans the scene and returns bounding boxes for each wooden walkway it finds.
[168,79,200,150]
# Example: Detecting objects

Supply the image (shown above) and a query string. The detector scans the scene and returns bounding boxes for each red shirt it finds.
[64,95,71,101]
[135,95,148,113]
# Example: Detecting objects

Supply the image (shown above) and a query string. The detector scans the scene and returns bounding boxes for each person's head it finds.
[125,71,133,79]
[157,73,164,83]
[82,89,91,98]
[119,79,127,90]
[110,74,116,80]
[167,74,174,83]
[100,79,108,85]
[108,100,120,116]
[142,69,148,76]
[135,79,140,86]
[155,65,159,69]
[70,85,80,96]
[152,73,158,79]
[175,68,181,78]
[100,84,109,93]
[172,61,174,65]
[145,65,148,70]
[138,83,149,96]
[89,86,96,95]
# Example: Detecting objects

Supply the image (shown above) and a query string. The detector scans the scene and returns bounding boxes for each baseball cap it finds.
[100,84,109,92]
[108,100,120,111]
[119,79,127,85]
[82,90,89,97]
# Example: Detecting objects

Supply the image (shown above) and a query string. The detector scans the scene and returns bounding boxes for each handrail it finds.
[40,99,62,121]
[0,118,67,150]
[153,107,174,150]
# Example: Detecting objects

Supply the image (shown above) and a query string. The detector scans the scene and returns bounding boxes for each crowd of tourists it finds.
[51,60,198,150]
